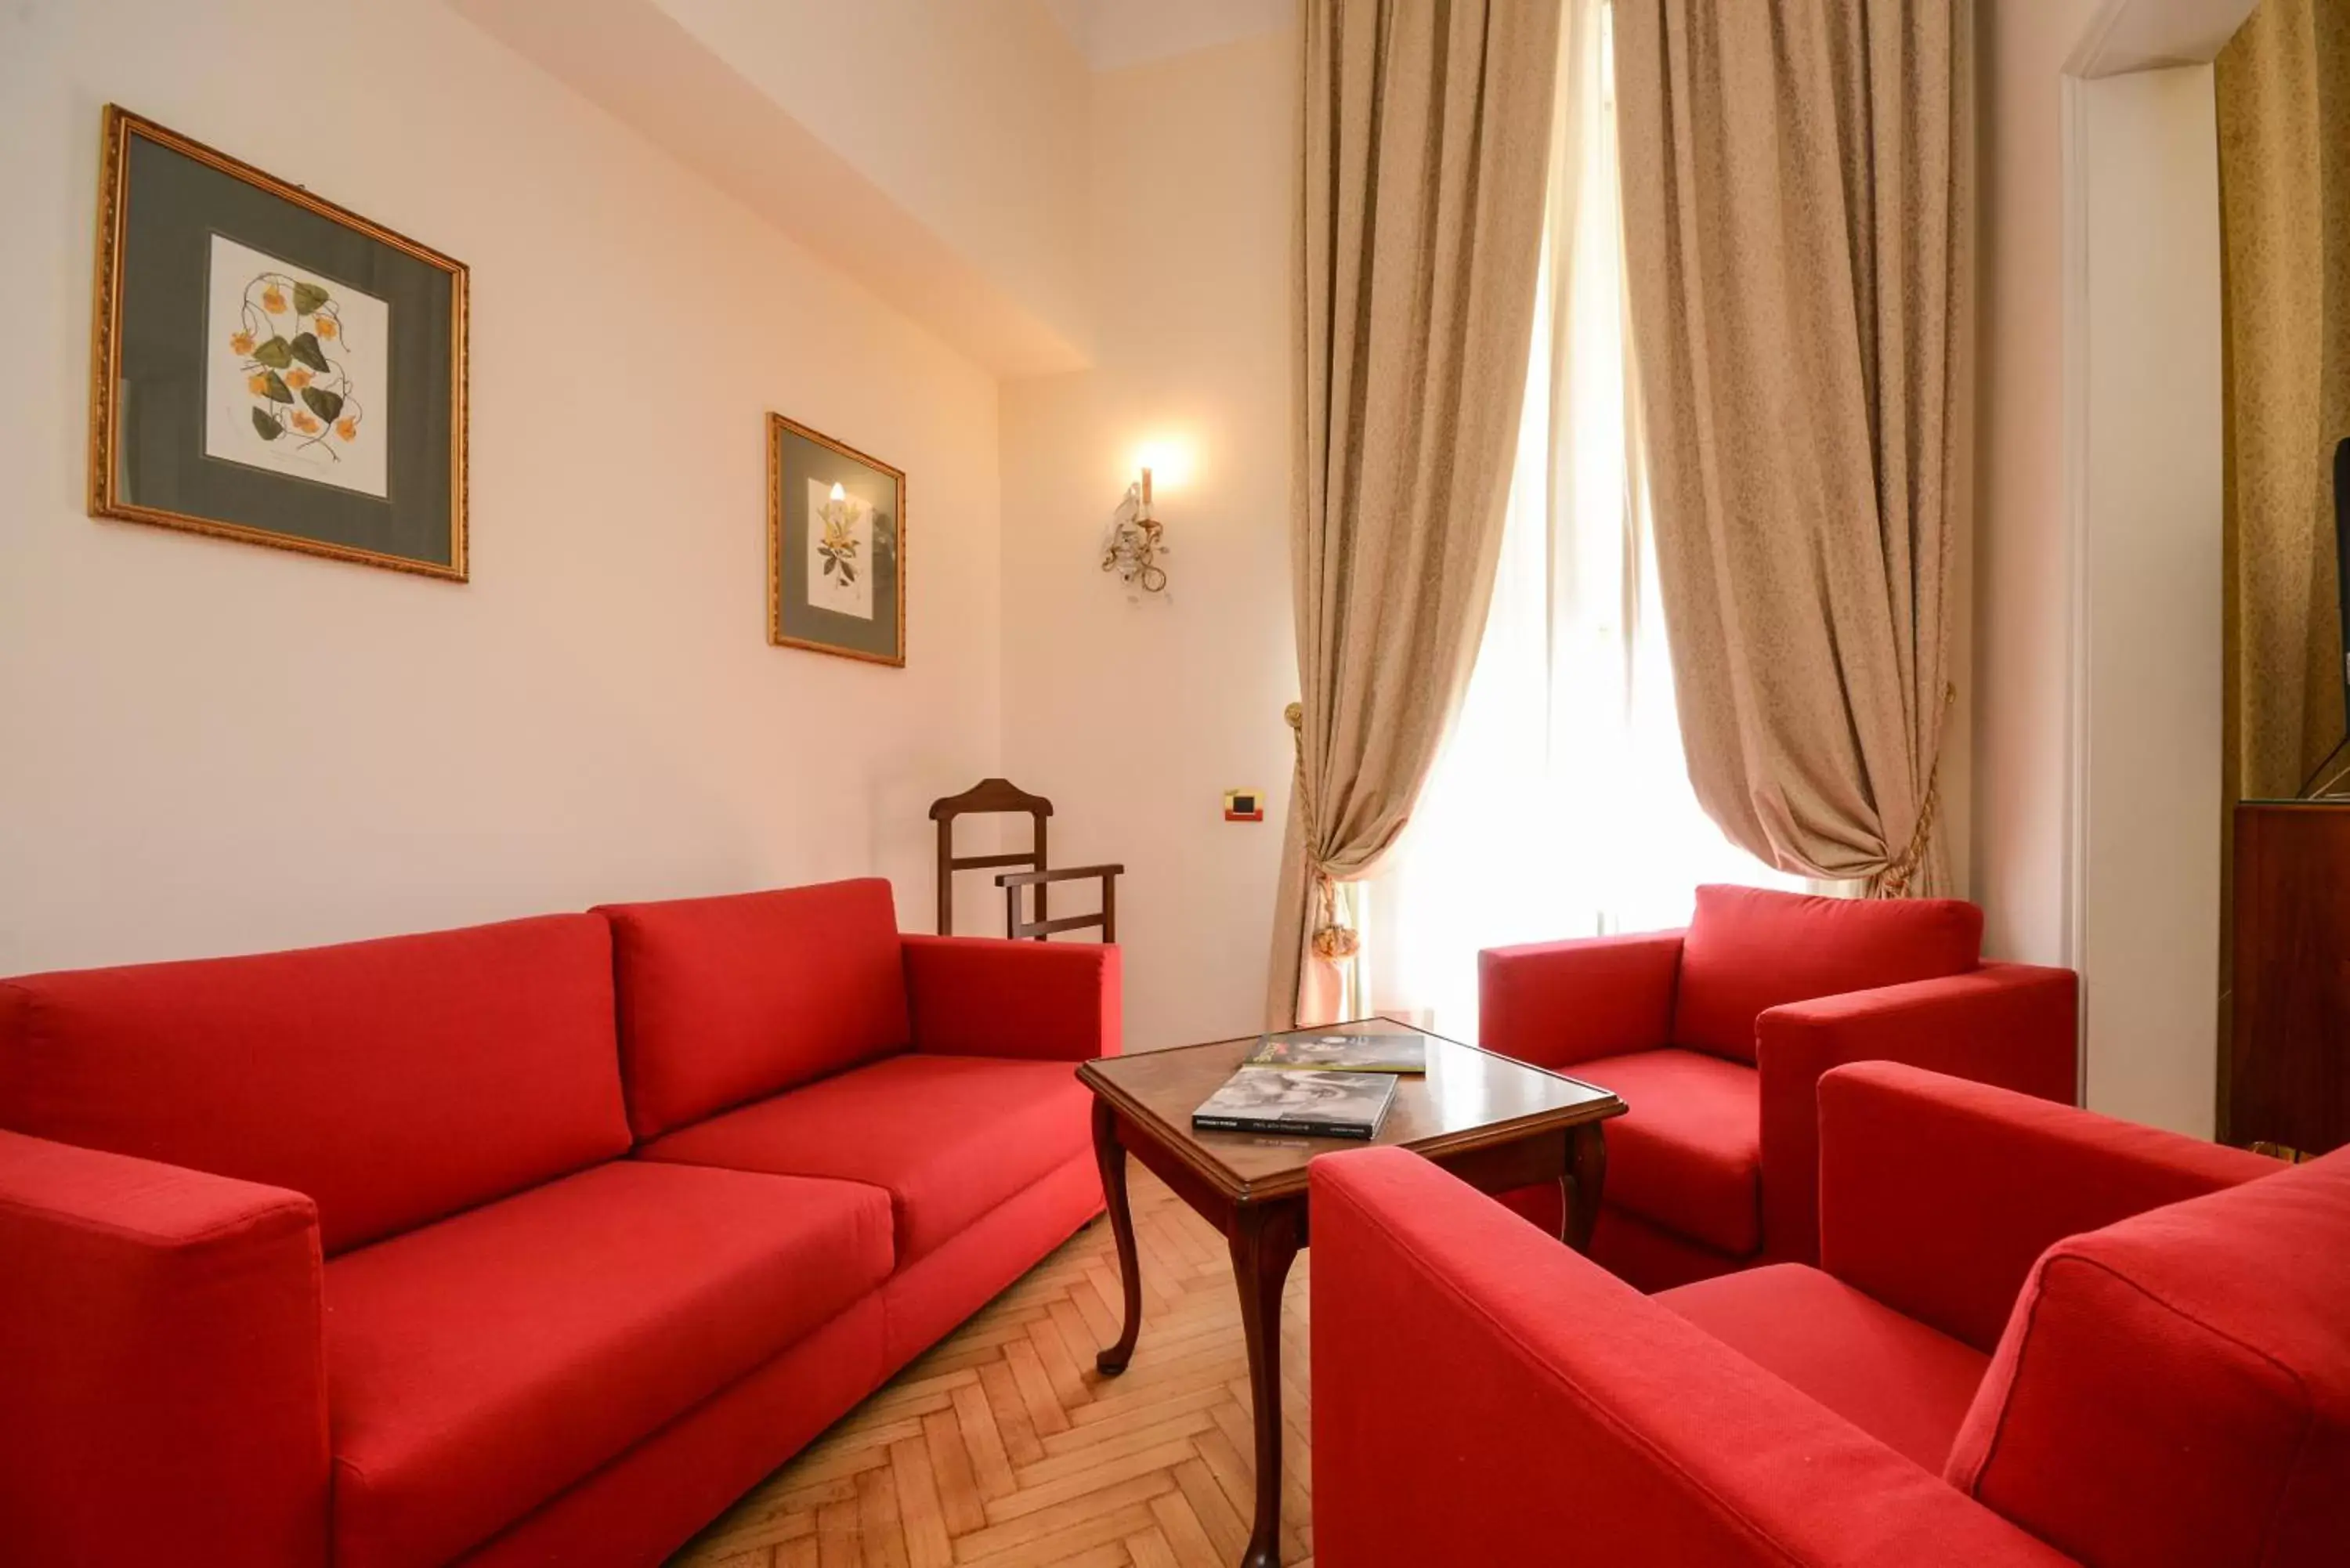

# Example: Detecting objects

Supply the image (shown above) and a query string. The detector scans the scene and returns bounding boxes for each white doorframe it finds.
[2056,0,2252,1135]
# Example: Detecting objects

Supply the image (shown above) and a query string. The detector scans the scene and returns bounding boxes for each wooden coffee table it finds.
[1076,1021,1624,1568]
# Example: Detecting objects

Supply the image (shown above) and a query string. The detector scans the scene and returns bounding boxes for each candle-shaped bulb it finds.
[1140,468,1153,518]
[829,482,847,504]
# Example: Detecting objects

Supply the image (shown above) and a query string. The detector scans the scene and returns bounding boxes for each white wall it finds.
[2073,64,2225,1135]
[1975,0,2109,965]
[1042,0,1291,71]
[450,0,1094,378]
[0,0,1007,974]
[643,0,1096,357]
[1001,32,1299,1050]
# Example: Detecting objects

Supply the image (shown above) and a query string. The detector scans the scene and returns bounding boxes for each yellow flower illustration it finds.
[335,417,358,442]
[316,316,338,340]
[815,483,865,583]
[260,285,287,313]
[230,330,255,356]
[285,368,313,390]
[246,373,271,396]
[291,411,320,434]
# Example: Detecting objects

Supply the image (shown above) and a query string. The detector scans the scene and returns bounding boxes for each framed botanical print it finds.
[767,413,906,666]
[89,107,468,580]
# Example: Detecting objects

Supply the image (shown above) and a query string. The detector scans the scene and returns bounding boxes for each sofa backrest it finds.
[1670,884,1982,1063]
[598,880,910,1140]
[0,915,631,1255]
[1947,1148,2350,1568]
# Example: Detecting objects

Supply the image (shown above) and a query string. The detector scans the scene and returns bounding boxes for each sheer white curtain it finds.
[1363,0,1800,1040]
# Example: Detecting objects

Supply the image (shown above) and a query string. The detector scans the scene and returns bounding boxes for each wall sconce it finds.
[1101,466,1170,599]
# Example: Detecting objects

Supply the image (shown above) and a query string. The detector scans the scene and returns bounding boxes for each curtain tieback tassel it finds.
[1287,701,1361,959]
[1309,872,1360,960]
[1874,684,1958,898]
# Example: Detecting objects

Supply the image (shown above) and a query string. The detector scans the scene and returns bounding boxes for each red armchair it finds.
[1309,1063,2350,1568]
[1480,883,2075,1288]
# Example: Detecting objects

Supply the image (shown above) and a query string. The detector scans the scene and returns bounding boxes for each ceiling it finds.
[1039,0,1289,71]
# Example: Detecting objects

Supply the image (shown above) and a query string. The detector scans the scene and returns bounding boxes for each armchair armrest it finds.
[900,934,1120,1061]
[1755,963,2077,1266]
[1308,1147,2071,1568]
[0,1129,328,1565]
[1817,1060,2277,1352]
[1477,929,1683,1067]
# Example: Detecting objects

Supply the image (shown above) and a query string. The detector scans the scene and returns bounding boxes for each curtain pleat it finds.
[1613,0,1974,895]
[1271,0,1564,1026]
[2218,0,2350,804]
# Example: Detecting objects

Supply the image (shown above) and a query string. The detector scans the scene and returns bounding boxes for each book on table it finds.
[1191,1067,1398,1140]
[1244,1021,1427,1074]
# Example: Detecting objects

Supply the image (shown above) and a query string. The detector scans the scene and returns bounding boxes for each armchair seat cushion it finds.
[638,1052,1092,1265]
[1572,1048,1761,1257]
[1661,1263,1990,1471]
[324,1160,891,1568]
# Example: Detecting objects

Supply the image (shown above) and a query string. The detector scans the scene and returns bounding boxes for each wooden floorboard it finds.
[668,1171,1313,1568]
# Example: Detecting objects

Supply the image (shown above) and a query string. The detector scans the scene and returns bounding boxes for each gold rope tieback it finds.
[1875,683,1958,898]
[1287,701,1361,959]
[1875,780,1941,898]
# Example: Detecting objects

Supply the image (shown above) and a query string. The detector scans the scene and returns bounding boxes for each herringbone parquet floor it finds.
[667,1169,1312,1568]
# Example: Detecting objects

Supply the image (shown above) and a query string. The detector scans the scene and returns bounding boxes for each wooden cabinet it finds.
[2230,802,2350,1155]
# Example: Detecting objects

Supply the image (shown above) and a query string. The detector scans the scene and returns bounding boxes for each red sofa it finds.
[1480,883,2076,1288]
[1310,1062,2350,1568]
[0,878,1118,1568]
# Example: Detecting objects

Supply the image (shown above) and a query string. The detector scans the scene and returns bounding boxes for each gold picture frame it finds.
[767,412,907,667]
[89,106,469,580]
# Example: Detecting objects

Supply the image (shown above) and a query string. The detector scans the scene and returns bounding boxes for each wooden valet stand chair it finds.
[930,779,1123,941]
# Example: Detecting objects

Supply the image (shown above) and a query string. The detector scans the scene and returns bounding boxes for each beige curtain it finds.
[1271,0,1564,1027]
[1613,1,1975,895]
[2218,0,2350,804]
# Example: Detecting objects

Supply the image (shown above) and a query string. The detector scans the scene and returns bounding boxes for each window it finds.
[1364,2,1798,1039]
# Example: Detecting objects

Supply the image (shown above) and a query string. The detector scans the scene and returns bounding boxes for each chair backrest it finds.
[598,880,909,1140]
[931,778,1051,936]
[0,916,629,1255]
[1671,884,1983,1063]
[1947,1148,2350,1568]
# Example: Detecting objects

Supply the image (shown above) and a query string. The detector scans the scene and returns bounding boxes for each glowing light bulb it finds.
[1130,437,1195,494]
[829,482,846,503]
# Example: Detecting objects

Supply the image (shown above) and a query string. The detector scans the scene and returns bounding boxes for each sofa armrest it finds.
[1477,930,1683,1067]
[1817,1060,2278,1352]
[0,1129,328,1565]
[1308,1147,2071,1568]
[1755,963,2077,1266]
[900,934,1120,1061]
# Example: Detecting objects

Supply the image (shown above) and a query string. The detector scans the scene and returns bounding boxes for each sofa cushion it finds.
[639,1052,1091,1265]
[599,881,911,1140]
[0,916,629,1255]
[1947,1148,2350,1568]
[1571,1048,1761,1257]
[1661,1263,1988,1471]
[1672,885,1982,1064]
[324,1159,891,1568]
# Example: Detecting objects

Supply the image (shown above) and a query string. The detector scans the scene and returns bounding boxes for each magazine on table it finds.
[1191,1067,1398,1140]
[1244,1021,1427,1074]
